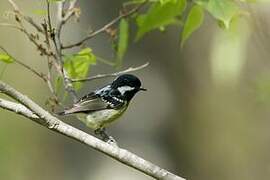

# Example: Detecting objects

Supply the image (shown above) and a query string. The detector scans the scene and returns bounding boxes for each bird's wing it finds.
[63,92,109,115]
[63,92,125,115]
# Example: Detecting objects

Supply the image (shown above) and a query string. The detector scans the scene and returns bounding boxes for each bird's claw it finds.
[95,128,118,146]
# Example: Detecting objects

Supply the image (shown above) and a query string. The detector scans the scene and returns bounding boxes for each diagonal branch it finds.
[0,80,186,180]
[71,62,149,82]
[62,2,147,49]
[0,46,59,103]
[0,46,47,82]
[0,98,38,119]
[8,0,44,34]
[7,0,19,12]
[62,0,78,23]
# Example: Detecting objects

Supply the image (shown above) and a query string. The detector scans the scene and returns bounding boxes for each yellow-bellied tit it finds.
[58,74,146,142]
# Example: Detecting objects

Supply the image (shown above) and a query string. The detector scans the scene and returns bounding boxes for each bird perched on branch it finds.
[58,74,146,143]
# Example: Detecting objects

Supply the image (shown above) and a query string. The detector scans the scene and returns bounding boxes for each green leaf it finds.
[196,0,239,29]
[64,48,96,89]
[135,0,186,40]
[181,5,204,47]
[116,19,129,68]
[0,54,13,64]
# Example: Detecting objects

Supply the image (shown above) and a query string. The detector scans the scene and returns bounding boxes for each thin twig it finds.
[96,56,115,66]
[0,46,59,105]
[18,21,53,57]
[43,2,58,101]
[46,0,53,34]
[53,0,78,102]
[3,0,59,104]
[8,0,44,34]
[7,0,53,57]
[71,62,149,82]
[23,16,44,33]
[0,46,47,82]
[0,80,186,180]
[62,2,146,49]
[62,0,78,23]
[7,0,19,11]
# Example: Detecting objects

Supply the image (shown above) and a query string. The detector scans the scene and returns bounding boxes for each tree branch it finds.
[0,46,47,82]
[0,80,186,180]
[7,0,55,58]
[71,62,149,82]
[62,0,78,23]
[7,0,19,12]
[62,2,146,49]
[0,98,38,119]
[6,0,79,105]
[45,0,53,35]
[53,0,78,102]
[8,0,44,34]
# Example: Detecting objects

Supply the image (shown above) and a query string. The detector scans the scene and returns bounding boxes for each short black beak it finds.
[140,87,147,91]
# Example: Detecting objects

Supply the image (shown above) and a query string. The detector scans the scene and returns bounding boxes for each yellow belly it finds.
[76,106,128,130]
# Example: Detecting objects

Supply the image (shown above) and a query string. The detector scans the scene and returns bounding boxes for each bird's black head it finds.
[111,74,146,101]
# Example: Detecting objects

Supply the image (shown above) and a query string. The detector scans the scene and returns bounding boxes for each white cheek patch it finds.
[95,85,111,95]
[117,86,135,95]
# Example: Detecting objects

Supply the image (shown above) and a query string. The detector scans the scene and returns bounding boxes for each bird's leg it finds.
[94,128,118,146]
[94,127,109,140]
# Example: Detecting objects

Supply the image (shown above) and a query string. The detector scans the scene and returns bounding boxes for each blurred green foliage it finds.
[116,19,129,68]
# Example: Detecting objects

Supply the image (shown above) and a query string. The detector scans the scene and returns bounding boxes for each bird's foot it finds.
[94,128,118,147]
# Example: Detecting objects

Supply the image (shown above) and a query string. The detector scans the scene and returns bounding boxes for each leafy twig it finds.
[71,62,149,82]
[62,2,147,49]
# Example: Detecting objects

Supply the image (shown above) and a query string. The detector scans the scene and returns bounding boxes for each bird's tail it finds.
[56,108,77,116]
[56,111,67,116]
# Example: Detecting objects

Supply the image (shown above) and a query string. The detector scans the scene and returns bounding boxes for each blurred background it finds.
[1,1,270,180]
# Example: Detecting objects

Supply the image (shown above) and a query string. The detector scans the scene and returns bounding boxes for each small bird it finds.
[59,74,146,142]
